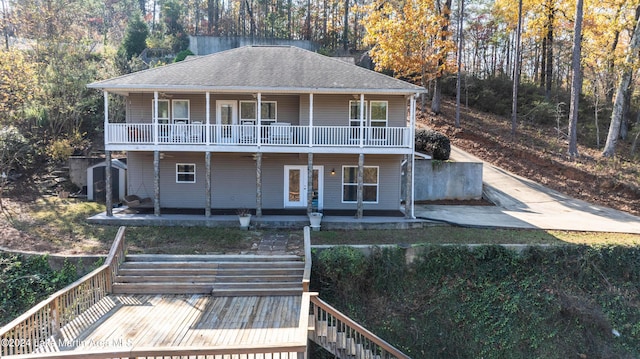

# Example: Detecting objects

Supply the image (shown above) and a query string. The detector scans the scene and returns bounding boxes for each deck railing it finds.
[0,227,127,357]
[107,123,411,148]
[309,295,411,359]
[302,226,312,292]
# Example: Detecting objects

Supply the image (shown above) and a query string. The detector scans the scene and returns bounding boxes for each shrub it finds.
[415,129,451,160]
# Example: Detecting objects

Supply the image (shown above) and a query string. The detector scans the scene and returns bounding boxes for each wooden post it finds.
[356,153,364,219]
[405,154,413,219]
[256,152,262,217]
[153,91,159,145]
[153,150,160,216]
[205,151,211,217]
[307,153,313,214]
[359,94,365,148]
[105,151,113,217]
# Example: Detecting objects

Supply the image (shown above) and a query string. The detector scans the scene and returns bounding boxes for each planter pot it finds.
[308,212,323,231]
[238,214,251,229]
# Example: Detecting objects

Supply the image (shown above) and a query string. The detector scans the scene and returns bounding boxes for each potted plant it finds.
[237,208,252,229]
[308,212,323,231]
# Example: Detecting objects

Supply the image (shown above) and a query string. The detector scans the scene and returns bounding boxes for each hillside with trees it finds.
[0,0,638,207]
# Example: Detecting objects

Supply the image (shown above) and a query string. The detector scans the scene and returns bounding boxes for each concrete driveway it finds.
[414,147,640,234]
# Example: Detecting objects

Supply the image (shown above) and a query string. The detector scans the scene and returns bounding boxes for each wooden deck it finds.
[37,294,305,355]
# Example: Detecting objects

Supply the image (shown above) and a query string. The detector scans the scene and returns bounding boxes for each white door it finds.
[284,165,323,209]
[216,100,237,142]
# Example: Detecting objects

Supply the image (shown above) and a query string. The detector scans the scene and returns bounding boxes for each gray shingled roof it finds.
[88,46,425,95]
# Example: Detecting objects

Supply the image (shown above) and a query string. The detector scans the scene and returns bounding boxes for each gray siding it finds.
[127,94,300,125]
[299,94,407,127]
[125,151,403,210]
[126,93,405,127]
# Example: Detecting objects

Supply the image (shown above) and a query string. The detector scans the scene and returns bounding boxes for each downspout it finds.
[411,93,419,219]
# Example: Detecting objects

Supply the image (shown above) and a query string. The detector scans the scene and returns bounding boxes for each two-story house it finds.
[88,45,425,219]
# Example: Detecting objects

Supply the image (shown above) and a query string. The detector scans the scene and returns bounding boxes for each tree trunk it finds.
[343,0,349,51]
[511,0,523,138]
[455,0,465,129]
[544,0,554,100]
[567,0,583,158]
[602,6,640,158]
[432,0,452,115]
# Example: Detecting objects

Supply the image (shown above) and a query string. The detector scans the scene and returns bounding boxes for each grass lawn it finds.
[3,197,640,255]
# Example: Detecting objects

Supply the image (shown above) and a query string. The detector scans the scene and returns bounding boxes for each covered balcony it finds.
[106,122,412,154]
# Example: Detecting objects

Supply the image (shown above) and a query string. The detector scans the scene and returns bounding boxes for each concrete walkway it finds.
[414,146,640,234]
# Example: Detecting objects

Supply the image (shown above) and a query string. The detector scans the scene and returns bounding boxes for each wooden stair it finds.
[309,296,411,359]
[112,254,304,295]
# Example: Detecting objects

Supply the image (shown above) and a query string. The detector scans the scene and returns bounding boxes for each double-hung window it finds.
[240,101,277,125]
[176,163,196,183]
[153,100,170,124]
[172,100,190,123]
[369,101,388,140]
[349,100,366,141]
[342,166,379,203]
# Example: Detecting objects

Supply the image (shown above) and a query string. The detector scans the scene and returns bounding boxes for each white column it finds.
[153,91,159,145]
[359,94,365,148]
[309,93,314,147]
[257,93,262,146]
[103,91,109,144]
[205,91,211,144]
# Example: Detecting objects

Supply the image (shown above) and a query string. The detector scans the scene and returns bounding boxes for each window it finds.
[240,101,256,123]
[240,101,277,124]
[369,101,388,127]
[176,163,196,183]
[349,100,366,141]
[342,166,379,203]
[172,100,190,123]
[152,100,170,124]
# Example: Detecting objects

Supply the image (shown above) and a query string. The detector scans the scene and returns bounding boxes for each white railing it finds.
[106,123,411,148]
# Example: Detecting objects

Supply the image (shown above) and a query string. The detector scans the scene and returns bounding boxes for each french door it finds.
[216,100,237,142]
[284,165,323,209]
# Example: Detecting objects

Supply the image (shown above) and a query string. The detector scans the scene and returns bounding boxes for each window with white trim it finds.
[240,101,277,125]
[342,166,379,203]
[349,100,366,141]
[152,99,170,124]
[172,100,190,123]
[176,163,196,183]
[369,101,388,127]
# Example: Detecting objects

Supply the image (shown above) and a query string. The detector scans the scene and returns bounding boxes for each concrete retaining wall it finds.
[404,159,483,201]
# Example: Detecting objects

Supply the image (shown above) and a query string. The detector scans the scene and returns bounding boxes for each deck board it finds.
[47,294,303,355]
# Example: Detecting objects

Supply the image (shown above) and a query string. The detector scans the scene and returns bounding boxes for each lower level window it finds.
[176,163,196,183]
[342,166,379,203]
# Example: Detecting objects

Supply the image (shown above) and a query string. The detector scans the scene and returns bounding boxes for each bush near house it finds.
[415,129,451,160]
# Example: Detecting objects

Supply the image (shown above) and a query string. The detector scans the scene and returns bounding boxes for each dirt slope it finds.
[419,99,640,217]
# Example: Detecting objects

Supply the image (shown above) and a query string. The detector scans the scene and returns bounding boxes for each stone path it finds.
[256,233,289,255]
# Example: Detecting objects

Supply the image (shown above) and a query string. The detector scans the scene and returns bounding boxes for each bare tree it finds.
[567,0,583,158]
[455,0,464,129]
[511,0,523,138]
[602,6,640,158]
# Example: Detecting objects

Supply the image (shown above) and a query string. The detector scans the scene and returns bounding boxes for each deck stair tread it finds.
[112,253,304,295]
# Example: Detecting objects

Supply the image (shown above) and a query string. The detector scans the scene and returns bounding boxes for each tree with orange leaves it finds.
[363,0,456,113]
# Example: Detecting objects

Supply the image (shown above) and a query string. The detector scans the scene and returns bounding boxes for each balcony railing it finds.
[106,123,411,148]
